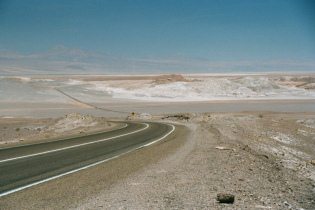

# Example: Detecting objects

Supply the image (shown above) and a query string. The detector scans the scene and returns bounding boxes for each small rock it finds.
[310,160,315,166]
[139,112,152,120]
[255,205,272,209]
[283,201,292,209]
[215,146,229,150]
[215,146,236,151]
[217,193,235,204]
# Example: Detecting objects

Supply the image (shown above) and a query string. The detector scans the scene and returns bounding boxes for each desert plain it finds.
[0,73,315,209]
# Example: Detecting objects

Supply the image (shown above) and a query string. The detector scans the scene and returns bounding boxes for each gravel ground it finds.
[74,112,315,210]
[0,113,118,147]
[1,112,315,210]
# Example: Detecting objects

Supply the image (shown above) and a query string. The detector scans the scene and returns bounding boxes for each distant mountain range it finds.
[1,46,314,75]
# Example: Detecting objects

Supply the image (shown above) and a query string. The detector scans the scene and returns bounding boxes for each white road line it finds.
[139,124,175,148]
[0,123,148,164]
[0,123,175,198]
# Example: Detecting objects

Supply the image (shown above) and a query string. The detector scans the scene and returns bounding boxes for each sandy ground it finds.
[1,112,315,209]
[1,74,315,209]
[72,112,315,210]
[1,99,315,119]
[0,113,120,147]
[1,73,315,119]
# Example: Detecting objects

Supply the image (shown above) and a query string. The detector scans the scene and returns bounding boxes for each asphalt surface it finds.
[0,121,174,196]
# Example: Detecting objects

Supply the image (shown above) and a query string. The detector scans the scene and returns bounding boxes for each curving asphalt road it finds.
[0,121,175,197]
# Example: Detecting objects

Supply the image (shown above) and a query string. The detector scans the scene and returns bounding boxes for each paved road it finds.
[0,121,175,197]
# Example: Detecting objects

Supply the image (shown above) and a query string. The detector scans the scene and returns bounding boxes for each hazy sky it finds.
[0,0,315,74]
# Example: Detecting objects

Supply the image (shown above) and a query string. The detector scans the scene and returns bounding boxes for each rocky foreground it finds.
[79,112,315,209]
[0,113,115,146]
[1,112,314,209]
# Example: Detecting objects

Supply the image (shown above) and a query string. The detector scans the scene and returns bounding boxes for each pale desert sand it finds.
[73,112,315,210]
[0,113,120,147]
[1,73,315,118]
[1,74,315,209]
[1,112,315,210]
